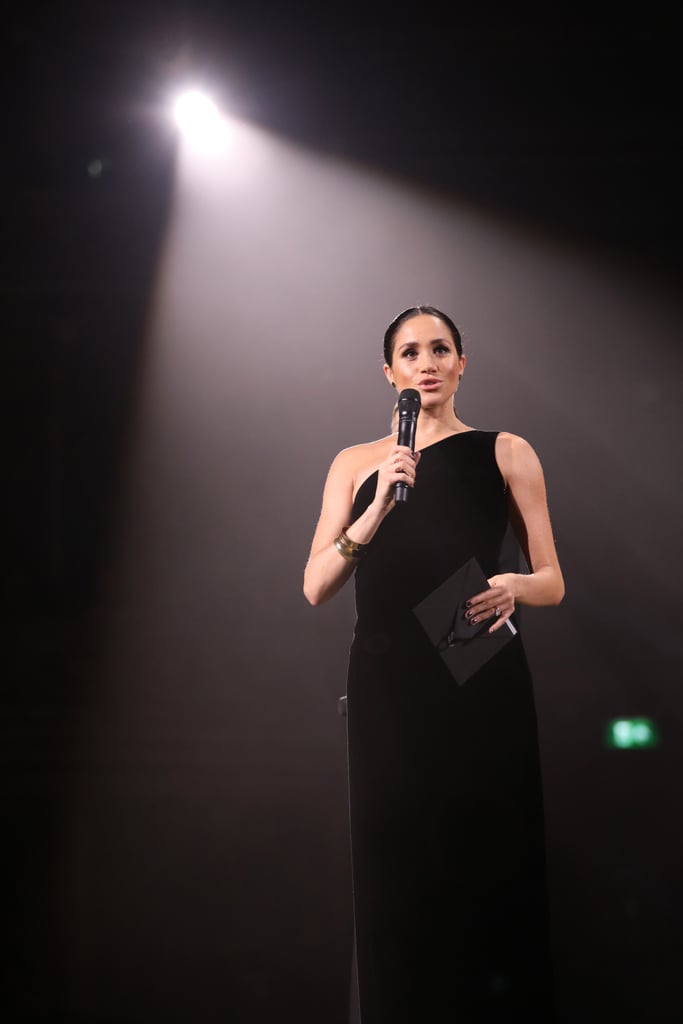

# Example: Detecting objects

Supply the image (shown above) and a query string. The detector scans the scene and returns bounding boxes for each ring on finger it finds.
[495,606,501,617]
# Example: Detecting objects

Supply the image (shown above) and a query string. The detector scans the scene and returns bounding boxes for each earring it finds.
[391,381,396,388]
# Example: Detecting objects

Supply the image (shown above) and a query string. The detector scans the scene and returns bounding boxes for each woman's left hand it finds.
[465,573,517,634]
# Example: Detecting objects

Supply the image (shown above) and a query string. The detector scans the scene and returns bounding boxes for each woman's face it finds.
[384,314,465,405]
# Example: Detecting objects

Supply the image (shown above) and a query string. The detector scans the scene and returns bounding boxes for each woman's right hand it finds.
[372,444,421,513]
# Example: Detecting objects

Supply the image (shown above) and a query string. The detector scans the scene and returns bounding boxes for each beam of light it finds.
[172,89,231,152]
[65,102,683,1018]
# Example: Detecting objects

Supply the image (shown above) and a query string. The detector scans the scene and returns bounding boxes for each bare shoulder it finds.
[494,431,544,483]
[333,434,393,468]
[329,433,394,494]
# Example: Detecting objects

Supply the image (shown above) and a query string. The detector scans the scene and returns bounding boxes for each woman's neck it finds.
[414,406,469,448]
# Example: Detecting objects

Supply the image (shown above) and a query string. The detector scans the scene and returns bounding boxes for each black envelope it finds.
[412,556,517,685]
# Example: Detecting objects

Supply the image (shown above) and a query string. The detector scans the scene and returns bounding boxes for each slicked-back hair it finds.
[383,305,463,366]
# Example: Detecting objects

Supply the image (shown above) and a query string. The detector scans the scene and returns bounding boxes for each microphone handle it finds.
[395,479,410,503]
[395,416,417,503]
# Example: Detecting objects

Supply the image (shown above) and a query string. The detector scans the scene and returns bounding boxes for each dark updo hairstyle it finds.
[383,305,463,366]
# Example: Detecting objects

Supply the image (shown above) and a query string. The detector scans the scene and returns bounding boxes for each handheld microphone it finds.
[395,388,421,503]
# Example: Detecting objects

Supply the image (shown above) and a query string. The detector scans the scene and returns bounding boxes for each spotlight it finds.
[172,90,229,150]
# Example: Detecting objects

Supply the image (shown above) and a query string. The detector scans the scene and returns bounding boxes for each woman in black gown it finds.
[304,306,565,1022]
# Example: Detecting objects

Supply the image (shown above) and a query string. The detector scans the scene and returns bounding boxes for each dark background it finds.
[4,4,682,1022]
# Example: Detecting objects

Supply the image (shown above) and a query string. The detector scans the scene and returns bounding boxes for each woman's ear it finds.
[383,364,395,388]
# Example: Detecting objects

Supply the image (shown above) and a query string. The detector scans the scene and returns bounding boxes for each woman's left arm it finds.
[467,432,565,632]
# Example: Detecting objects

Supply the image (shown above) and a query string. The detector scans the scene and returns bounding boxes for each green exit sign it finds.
[605,718,659,749]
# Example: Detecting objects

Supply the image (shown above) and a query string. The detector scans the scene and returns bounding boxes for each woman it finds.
[304,306,564,1022]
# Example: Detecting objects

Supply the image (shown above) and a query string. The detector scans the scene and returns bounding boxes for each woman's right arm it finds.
[303,444,417,606]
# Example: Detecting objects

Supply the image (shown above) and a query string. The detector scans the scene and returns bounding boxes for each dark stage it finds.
[4,5,683,1022]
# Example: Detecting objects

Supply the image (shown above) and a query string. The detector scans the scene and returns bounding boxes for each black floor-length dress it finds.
[346,431,554,1023]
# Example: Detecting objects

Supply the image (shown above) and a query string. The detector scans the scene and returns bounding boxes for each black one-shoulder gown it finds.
[346,431,554,1022]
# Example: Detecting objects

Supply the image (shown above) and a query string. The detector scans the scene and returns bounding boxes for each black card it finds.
[412,556,517,685]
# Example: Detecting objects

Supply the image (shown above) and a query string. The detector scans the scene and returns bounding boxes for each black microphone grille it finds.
[397,388,421,410]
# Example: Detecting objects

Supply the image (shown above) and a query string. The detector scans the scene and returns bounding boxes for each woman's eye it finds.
[402,350,416,358]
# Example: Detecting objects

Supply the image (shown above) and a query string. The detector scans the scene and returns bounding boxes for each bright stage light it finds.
[173,90,230,151]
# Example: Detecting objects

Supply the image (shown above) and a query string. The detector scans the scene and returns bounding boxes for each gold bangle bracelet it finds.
[333,527,368,562]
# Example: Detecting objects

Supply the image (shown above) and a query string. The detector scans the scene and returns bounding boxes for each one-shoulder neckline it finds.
[352,430,489,503]
[416,428,481,454]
